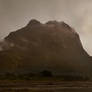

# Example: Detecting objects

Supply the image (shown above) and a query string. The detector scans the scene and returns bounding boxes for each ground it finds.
[0,80,92,92]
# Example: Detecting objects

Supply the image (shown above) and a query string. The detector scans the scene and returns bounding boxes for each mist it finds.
[0,0,92,55]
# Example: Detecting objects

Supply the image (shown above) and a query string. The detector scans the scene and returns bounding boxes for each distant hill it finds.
[0,19,92,79]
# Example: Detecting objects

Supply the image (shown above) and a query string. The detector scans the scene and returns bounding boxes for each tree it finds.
[40,70,53,77]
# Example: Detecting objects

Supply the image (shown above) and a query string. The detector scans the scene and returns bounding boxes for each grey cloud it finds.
[0,0,92,55]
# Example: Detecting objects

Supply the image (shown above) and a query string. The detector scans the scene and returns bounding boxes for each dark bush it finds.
[40,70,53,77]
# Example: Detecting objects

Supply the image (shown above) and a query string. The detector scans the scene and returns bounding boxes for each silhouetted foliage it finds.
[40,70,53,77]
[59,74,90,81]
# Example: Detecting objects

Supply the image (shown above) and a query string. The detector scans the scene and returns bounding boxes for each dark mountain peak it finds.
[27,19,41,27]
[46,20,69,27]
[46,20,76,34]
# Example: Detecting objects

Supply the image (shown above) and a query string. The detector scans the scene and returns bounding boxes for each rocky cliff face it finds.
[0,19,91,77]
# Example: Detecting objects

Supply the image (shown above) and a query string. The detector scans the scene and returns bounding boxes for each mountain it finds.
[0,19,92,78]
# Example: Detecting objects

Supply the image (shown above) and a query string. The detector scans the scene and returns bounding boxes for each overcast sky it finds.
[0,0,92,55]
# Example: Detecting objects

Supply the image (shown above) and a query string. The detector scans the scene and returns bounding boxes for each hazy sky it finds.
[0,0,92,55]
